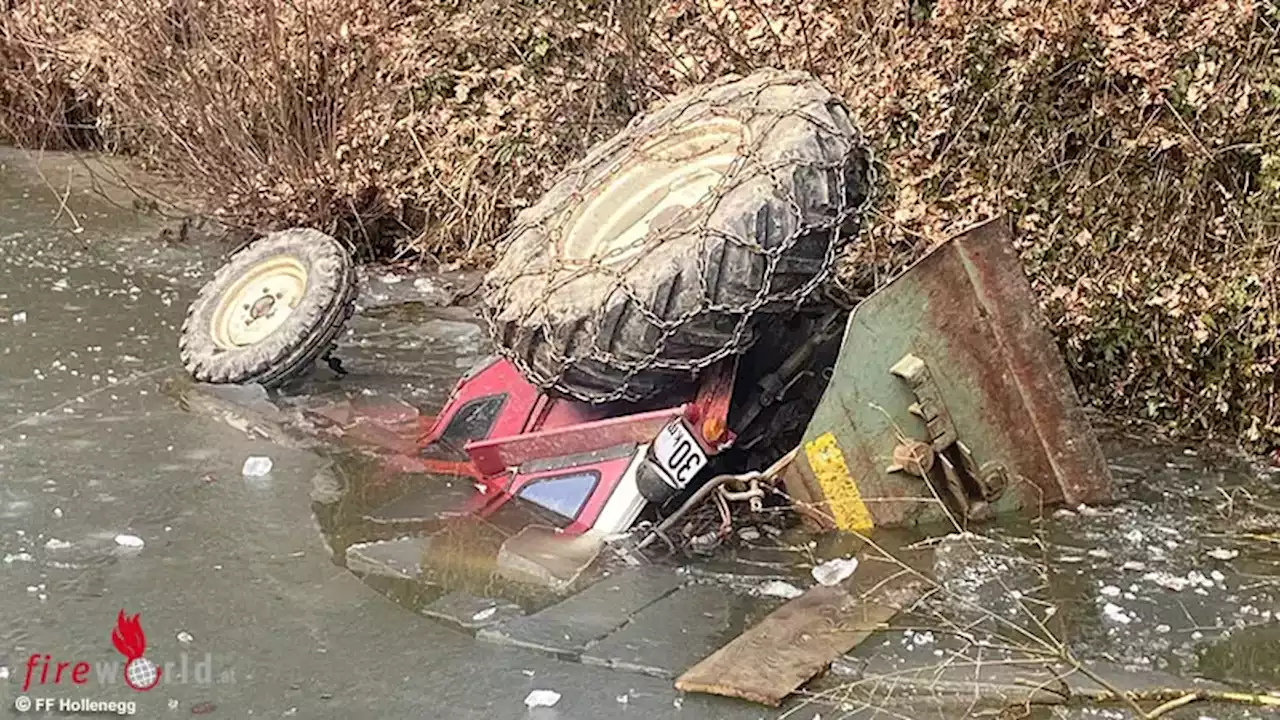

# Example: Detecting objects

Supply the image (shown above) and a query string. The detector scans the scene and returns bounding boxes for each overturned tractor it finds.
[178,69,1112,560]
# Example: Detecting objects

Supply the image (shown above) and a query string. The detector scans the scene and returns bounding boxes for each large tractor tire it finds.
[482,68,874,404]
[179,228,357,388]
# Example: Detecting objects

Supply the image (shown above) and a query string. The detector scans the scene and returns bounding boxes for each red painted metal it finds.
[456,456,632,536]
[503,455,635,535]
[523,394,613,433]
[302,397,474,475]
[301,353,740,537]
[454,357,739,479]
[466,405,689,478]
[419,356,540,448]
[375,455,476,477]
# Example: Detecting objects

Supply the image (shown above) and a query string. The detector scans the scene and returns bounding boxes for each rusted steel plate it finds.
[787,217,1113,532]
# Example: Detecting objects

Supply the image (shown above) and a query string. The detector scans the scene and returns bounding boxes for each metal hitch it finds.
[780,217,1113,533]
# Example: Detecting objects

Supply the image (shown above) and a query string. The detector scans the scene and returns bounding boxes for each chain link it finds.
[481,70,879,404]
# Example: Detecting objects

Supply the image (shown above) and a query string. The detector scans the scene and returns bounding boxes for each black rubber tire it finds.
[482,68,874,404]
[179,228,357,388]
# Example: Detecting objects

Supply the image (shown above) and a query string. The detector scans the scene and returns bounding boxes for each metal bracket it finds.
[889,353,957,449]
[887,353,1007,521]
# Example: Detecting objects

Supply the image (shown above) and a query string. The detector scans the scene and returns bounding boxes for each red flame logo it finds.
[111,610,147,660]
[111,610,161,691]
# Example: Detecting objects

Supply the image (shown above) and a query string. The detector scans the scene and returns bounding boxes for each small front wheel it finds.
[178,228,357,387]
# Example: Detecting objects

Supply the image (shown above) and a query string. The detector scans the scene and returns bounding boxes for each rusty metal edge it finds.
[952,216,1114,507]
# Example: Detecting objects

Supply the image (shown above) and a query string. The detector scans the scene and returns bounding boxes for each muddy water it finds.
[0,149,768,719]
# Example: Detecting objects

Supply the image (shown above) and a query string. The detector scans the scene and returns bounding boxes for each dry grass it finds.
[1,0,655,260]
[3,0,1279,446]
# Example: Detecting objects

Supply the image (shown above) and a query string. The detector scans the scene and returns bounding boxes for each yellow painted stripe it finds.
[804,432,874,533]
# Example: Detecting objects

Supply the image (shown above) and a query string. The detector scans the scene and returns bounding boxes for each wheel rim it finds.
[561,118,748,265]
[209,256,309,349]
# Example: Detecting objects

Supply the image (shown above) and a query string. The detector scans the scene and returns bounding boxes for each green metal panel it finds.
[785,218,1113,532]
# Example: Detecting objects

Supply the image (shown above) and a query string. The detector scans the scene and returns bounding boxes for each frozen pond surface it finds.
[2,148,1277,719]
[0,149,774,719]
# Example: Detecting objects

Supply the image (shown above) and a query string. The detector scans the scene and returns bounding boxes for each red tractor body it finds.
[410,355,739,536]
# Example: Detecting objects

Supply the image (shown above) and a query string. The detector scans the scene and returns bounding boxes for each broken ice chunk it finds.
[1144,571,1188,591]
[524,690,560,708]
[1102,602,1132,624]
[242,456,273,477]
[114,534,145,549]
[1185,570,1213,589]
[758,580,804,600]
[811,557,859,586]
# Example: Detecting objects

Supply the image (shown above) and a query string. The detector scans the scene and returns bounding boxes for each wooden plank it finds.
[674,551,929,707]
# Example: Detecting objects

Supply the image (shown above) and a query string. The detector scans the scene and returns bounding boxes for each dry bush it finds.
[640,0,1280,445]
[0,1,98,149]
[3,0,1279,447]
[1,0,654,258]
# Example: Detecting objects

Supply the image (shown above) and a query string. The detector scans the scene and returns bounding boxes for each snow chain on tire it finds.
[481,68,877,404]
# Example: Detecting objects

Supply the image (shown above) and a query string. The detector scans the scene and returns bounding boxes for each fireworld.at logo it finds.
[19,609,235,693]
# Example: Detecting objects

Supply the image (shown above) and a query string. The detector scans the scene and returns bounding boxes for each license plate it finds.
[652,418,708,489]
